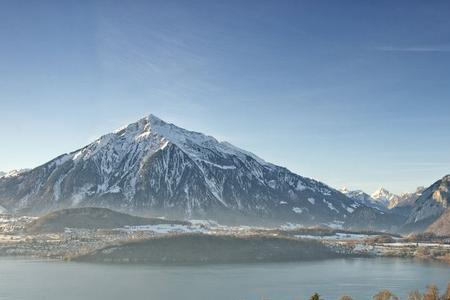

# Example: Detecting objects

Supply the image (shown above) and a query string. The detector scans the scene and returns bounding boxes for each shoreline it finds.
[1,232,449,266]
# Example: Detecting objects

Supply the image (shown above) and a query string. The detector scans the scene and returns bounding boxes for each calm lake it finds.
[0,257,448,300]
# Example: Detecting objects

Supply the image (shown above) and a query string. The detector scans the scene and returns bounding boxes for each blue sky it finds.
[1,0,449,194]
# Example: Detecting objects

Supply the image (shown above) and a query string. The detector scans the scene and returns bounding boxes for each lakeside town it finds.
[1,211,450,263]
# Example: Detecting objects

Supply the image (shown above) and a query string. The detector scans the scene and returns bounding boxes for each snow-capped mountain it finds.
[388,186,425,209]
[339,188,385,211]
[341,186,427,219]
[0,115,387,227]
[371,188,399,208]
[404,175,450,231]
[0,172,5,177]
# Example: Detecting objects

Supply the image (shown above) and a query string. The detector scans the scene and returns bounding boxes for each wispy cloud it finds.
[376,45,450,52]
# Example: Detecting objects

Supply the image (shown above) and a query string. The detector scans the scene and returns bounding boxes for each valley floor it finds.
[0,214,449,264]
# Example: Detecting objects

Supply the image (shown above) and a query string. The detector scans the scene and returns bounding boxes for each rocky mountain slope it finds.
[388,187,424,209]
[0,173,7,213]
[426,208,450,236]
[404,175,450,232]
[0,115,389,228]
[387,187,425,216]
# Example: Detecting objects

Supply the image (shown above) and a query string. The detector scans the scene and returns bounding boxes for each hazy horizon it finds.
[1,1,450,194]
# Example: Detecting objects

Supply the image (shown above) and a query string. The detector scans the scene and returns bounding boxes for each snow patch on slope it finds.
[323,199,339,213]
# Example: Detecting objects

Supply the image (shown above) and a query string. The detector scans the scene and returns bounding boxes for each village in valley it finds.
[1,210,449,264]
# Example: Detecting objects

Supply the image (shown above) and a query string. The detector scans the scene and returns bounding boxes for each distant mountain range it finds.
[345,175,450,235]
[340,182,449,234]
[0,115,447,234]
[388,187,425,209]
[339,188,385,211]
[0,115,387,228]
[340,186,424,213]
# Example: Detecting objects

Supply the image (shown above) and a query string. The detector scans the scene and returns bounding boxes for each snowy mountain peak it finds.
[372,187,390,196]
[0,114,391,229]
[371,187,398,206]
[147,113,163,123]
[340,187,350,193]
[340,187,386,211]
[108,114,269,167]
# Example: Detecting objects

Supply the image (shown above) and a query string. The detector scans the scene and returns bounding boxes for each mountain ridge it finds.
[0,115,389,229]
[339,188,386,211]
[405,175,450,232]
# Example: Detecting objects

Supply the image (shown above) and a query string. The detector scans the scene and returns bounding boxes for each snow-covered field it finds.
[0,215,37,234]
[381,242,450,248]
[112,219,271,236]
[115,224,208,234]
[295,233,370,241]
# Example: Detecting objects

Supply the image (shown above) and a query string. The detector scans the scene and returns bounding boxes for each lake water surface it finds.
[0,257,448,300]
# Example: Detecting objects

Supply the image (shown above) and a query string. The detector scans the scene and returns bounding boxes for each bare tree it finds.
[409,290,422,300]
[309,293,322,300]
[424,284,439,300]
[340,296,353,300]
[441,282,450,300]
[373,290,399,300]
